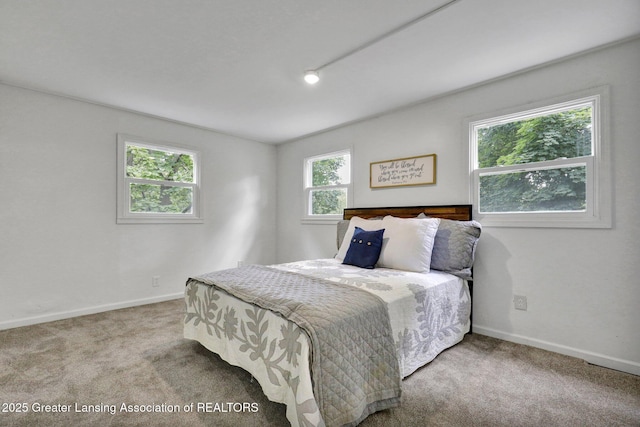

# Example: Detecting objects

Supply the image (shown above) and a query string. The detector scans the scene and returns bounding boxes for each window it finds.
[117,134,202,224]
[303,150,351,222]
[468,87,610,228]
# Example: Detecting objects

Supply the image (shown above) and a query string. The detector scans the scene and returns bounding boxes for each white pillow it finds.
[335,216,384,261]
[376,215,440,273]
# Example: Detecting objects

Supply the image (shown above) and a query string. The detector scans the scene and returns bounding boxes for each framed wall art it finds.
[370,153,436,188]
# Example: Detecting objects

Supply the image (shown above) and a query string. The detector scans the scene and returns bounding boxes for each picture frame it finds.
[370,153,437,188]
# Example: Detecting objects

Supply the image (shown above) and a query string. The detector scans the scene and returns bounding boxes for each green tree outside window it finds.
[126,144,195,214]
[306,152,350,216]
[476,105,592,213]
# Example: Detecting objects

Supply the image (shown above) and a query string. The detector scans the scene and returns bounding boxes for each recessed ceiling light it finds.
[303,70,320,85]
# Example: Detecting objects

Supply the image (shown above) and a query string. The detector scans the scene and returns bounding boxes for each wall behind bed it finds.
[0,83,277,329]
[275,38,640,375]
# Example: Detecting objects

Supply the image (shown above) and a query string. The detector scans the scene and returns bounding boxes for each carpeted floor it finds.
[0,299,638,426]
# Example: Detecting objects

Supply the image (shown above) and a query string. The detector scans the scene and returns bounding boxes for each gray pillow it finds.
[430,219,481,279]
[418,214,481,280]
[337,220,350,250]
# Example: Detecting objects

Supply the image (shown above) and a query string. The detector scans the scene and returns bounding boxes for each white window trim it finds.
[466,86,611,228]
[117,134,203,224]
[302,149,352,224]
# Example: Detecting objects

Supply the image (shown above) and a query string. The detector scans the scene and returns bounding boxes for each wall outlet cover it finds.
[514,295,527,310]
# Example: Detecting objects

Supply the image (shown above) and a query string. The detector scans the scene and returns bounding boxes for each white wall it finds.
[0,84,277,328]
[276,39,640,375]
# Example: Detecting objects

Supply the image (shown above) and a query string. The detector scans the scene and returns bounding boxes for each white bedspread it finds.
[184,259,470,426]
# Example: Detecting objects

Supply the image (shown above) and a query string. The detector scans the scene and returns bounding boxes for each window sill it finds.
[301,217,342,225]
[117,217,204,224]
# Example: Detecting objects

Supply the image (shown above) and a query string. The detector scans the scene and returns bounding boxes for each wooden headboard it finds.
[343,204,472,221]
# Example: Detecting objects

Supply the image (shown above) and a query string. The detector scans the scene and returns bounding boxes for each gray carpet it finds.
[0,299,638,426]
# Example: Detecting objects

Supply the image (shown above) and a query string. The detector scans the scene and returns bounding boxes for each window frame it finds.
[467,86,611,228]
[117,134,203,224]
[302,149,352,224]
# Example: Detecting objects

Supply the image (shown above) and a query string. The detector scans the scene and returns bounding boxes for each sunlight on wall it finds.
[214,175,264,268]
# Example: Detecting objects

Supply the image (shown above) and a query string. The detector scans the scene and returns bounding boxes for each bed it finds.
[184,205,481,426]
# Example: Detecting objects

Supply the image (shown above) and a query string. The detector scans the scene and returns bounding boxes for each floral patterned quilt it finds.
[184,259,470,426]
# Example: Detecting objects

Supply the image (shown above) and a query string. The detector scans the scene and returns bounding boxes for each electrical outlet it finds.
[152,276,160,287]
[513,295,527,311]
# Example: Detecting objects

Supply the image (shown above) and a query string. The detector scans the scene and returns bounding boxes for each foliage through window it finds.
[117,135,202,223]
[304,150,351,218]
[469,88,610,228]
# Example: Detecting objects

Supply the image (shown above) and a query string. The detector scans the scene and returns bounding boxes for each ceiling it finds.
[1,0,639,144]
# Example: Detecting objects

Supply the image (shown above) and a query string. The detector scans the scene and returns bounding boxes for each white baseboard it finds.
[473,324,640,377]
[0,293,184,331]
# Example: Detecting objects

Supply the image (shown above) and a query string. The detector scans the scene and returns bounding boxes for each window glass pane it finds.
[477,105,592,168]
[311,154,350,186]
[310,188,347,215]
[129,183,193,214]
[479,165,586,213]
[126,144,194,183]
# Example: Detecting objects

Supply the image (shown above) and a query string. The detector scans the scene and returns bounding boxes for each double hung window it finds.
[303,150,351,221]
[469,87,610,228]
[117,134,202,224]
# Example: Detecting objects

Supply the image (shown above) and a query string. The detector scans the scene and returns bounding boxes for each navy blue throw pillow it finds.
[342,227,385,269]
